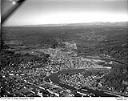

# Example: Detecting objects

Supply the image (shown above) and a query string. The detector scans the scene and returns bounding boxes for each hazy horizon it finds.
[3,0,128,26]
[3,21,128,27]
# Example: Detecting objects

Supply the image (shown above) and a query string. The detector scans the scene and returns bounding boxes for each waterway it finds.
[45,68,118,97]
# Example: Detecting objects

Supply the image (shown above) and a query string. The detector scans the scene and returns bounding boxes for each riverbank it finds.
[44,68,119,97]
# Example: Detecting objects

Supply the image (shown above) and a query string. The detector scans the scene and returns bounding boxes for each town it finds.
[1,41,128,97]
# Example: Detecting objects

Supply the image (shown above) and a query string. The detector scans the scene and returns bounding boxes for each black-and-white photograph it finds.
[1,0,128,98]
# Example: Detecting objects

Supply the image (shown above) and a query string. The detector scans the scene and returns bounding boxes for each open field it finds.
[2,23,128,63]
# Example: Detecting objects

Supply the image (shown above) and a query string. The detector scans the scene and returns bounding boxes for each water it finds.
[45,68,117,97]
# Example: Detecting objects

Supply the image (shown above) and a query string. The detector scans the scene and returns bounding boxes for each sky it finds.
[3,0,128,26]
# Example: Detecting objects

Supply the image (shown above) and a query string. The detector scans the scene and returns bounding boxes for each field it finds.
[2,23,128,63]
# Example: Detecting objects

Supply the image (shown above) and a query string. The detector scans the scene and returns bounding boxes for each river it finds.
[45,68,118,97]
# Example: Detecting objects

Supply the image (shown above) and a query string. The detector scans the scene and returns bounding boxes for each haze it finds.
[4,0,128,26]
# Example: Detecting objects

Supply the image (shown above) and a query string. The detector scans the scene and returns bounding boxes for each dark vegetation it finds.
[2,24,128,63]
[1,50,49,68]
[102,63,128,94]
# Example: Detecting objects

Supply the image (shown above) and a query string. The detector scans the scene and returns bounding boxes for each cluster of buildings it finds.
[33,47,107,71]
[2,41,124,97]
[58,73,102,90]
[1,59,74,97]
[58,70,128,97]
